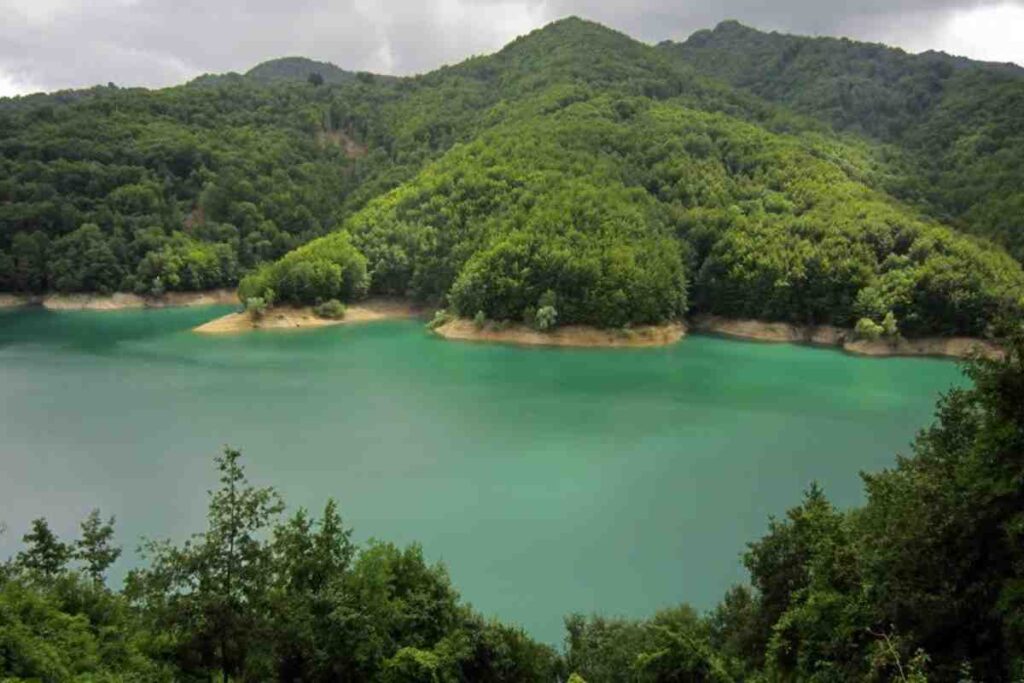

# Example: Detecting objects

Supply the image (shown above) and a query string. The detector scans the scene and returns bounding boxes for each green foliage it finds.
[536,290,558,330]
[132,232,239,294]
[0,574,163,681]
[47,223,123,293]
[855,317,884,341]
[14,446,554,682]
[2,17,1022,336]
[75,509,120,583]
[281,70,1017,333]
[536,305,558,331]
[16,518,70,578]
[127,447,284,680]
[314,298,346,319]
[245,295,268,320]
[882,310,900,338]
[427,308,453,329]
[854,338,1024,679]
[663,20,1024,262]
[565,606,732,682]
[691,337,1024,681]
[238,230,367,305]
[243,56,363,86]
[1,516,162,682]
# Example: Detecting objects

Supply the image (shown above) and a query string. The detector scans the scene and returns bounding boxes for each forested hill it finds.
[660,19,1023,141]
[660,20,1024,259]
[2,17,1023,338]
[245,57,358,85]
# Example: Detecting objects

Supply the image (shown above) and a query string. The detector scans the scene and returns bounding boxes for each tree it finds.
[307,72,324,87]
[245,296,267,320]
[48,224,124,293]
[16,518,71,578]
[857,335,1024,680]
[129,447,284,681]
[881,310,900,338]
[634,609,732,682]
[536,305,558,331]
[10,231,50,293]
[268,498,354,680]
[328,541,462,679]
[75,509,121,583]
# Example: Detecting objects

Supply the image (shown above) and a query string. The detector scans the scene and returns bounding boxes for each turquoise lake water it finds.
[0,306,965,644]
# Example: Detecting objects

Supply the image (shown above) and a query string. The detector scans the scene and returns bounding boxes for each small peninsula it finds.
[193,298,421,334]
[432,318,685,348]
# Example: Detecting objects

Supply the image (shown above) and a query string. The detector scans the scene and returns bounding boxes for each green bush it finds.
[536,305,558,331]
[881,310,900,338]
[313,299,346,320]
[245,296,268,320]
[855,317,884,341]
[427,309,453,329]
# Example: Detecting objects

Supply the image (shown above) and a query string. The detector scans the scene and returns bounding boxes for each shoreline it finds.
[193,299,423,334]
[1,291,1002,359]
[432,319,686,348]
[690,314,1003,360]
[0,290,239,311]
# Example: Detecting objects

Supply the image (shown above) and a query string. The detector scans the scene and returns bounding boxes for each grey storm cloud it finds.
[1,0,1021,95]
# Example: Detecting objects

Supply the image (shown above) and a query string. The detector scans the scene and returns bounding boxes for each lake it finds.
[0,306,964,644]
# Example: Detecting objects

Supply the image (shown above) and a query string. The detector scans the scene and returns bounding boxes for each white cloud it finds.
[0,68,42,97]
[938,2,1024,63]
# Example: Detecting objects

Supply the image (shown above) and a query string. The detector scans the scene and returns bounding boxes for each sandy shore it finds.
[433,319,685,348]
[842,336,1004,360]
[194,299,422,334]
[0,293,34,308]
[691,315,1003,360]
[0,290,239,310]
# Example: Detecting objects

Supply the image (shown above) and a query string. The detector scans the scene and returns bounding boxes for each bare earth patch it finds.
[193,299,422,334]
[691,314,1002,360]
[433,319,685,348]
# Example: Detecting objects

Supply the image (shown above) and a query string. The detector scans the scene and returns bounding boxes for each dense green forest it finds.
[660,20,1024,260]
[2,18,1023,337]
[2,338,1022,681]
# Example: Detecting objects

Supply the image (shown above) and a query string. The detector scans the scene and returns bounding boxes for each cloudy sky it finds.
[1,0,1022,97]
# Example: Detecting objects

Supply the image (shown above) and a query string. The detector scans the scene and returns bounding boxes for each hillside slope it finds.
[660,21,1024,258]
[2,18,1022,337]
[242,20,1024,337]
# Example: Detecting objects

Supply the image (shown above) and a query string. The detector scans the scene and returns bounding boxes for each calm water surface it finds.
[0,306,964,643]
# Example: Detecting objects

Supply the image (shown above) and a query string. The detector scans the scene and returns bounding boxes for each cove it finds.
[0,306,965,644]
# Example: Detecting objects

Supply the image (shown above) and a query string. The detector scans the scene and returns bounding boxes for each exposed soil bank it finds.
[691,315,1003,360]
[433,319,685,348]
[193,299,422,334]
[0,290,238,311]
